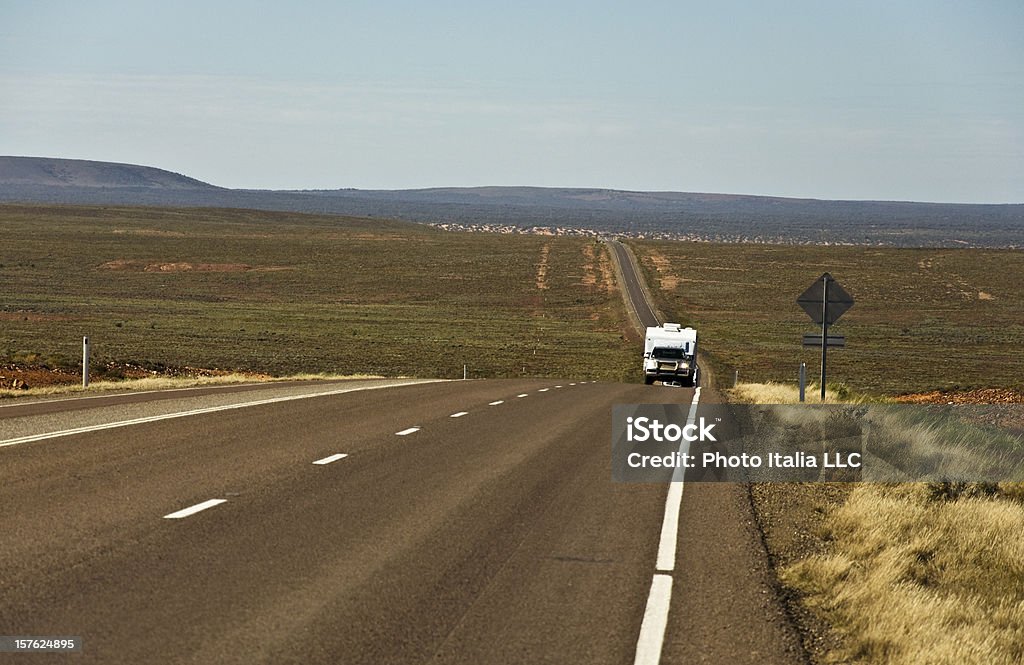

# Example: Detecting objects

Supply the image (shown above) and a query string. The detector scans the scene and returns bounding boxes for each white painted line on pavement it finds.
[655,483,684,573]
[517,394,529,398]
[633,574,673,665]
[488,400,504,406]
[555,385,563,388]
[0,380,445,449]
[538,388,550,392]
[638,387,702,664]
[670,387,702,484]
[313,453,349,465]
[569,383,576,386]
[396,427,420,436]
[656,387,702,572]
[449,411,468,418]
[163,499,227,519]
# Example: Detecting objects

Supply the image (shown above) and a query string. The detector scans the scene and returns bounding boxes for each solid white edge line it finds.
[312,453,349,465]
[449,412,468,418]
[488,400,504,406]
[669,387,702,484]
[655,483,684,572]
[396,427,420,436]
[641,386,701,663]
[163,498,227,519]
[0,379,444,449]
[633,574,673,665]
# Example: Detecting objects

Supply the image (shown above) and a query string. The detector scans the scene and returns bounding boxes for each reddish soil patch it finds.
[0,364,79,390]
[145,262,252,272]
[535,244,550,290]
[99,259,145,270]
[647,250,680,291]
[0,363,266,392]
[100,260,253,272]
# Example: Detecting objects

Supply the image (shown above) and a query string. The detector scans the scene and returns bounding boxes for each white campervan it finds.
[643,323,698,386]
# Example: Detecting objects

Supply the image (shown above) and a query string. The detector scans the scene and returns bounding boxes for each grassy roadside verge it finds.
[730,383,1024,664]
[780,482,1024,664]
[0,372,388,400]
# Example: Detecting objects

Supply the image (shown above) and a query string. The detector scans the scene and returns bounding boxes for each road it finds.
[607,240,660,329]
[0,244,803,664]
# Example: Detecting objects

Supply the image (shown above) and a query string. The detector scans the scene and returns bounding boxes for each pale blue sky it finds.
[2,1,1022,201]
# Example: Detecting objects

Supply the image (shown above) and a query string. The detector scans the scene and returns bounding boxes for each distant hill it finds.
[303,186,817,209]
[2,156,1022,248]
[0,156,219,190]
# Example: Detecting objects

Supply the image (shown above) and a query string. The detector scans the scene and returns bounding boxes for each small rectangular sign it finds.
[803,334,846,347]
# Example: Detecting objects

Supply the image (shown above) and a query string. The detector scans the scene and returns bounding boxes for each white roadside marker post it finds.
[82,336,90,389]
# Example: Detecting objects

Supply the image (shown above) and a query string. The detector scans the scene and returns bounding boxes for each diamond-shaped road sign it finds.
[796,273,854,325]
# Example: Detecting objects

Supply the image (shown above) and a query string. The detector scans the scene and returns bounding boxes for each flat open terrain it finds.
[0,204,633,381]
[631,241,1024,395]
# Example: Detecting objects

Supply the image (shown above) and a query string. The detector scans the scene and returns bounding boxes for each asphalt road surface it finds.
[1,381,802,665]
[607,240,660,329]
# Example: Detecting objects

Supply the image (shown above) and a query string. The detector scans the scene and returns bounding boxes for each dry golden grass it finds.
[783,483,1024,664]
[739,384,1024,661]
[728,381,845,404]
[0,372,385,400]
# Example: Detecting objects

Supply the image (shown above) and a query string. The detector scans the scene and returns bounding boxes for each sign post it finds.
[796,273,854,402]
[820,275,829,402]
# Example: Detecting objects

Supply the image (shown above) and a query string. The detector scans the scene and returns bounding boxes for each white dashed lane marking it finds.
[489,400,504,406]
[396,427,421,436]
[450,412,468,418]
[313,453,349,465]
[163,499,227,520]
